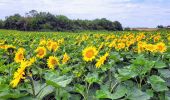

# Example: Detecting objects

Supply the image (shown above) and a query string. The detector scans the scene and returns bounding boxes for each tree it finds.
[157,25,164,28]
[4,14,22,29]
[1,10,123,31]
[124,27,131,31]
[0,20,4,29]
[113,21,123,31]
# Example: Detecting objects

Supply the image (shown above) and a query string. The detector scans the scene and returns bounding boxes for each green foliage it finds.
[1,10,123,31]
[0,30,169,99]
[148,75,169,92]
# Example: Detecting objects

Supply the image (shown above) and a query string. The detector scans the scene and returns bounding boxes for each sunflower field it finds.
[0,29,170,100]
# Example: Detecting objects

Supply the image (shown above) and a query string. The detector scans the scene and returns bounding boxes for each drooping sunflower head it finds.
[47,56,59,70]
[95,52,109,68]
[35,47,46,58]
[14,48,25,63]
[82,46,98,62]
[62,53,70,64]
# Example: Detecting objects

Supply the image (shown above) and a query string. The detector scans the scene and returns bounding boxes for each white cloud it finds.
[0,0,170,27]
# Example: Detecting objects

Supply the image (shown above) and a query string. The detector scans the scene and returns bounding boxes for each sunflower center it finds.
[50,59,57,65]
[38,49,44,56]
[86,50,94,58]
[18,53,23,60]
[157,45,163,50]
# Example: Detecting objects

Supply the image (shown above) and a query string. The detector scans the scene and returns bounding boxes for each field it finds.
[0,29,170,100]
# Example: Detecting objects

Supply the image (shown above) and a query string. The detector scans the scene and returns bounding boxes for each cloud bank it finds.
[0,0,170,27]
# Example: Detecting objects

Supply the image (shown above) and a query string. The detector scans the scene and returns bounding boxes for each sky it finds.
[0,0,170,28]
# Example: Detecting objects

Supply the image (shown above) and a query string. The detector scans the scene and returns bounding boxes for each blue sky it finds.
[0,0,170,27]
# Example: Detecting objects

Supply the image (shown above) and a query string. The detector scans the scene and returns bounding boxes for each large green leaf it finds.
[26,81,54,99]
[74,84,85,95]
[112,85,127,99]
[115,67,137,81]
[148,75,169,92]
[85,73,101,84]
[127,87,151,100]
[55,89,71,100]
[45,71,73,88]
[130,55,154,75]
[154,61,167,69]
[0,91,27,99]
[96,90,112,99]
[158,69,170,78]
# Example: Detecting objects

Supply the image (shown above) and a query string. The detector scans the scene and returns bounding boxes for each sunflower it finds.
[5,45,16,50]
[10,60,30,88]
[82,46,98,62]
[156,42,167,53]
[39,39,46,46]
[116,42,125,50]
[47,56,59,70]
[96,52,109,68]
[62,53,70,64]
[98,42,104,50]
[137,41,146,53]
[14,48,25,63]
[27,57,36,66]
[50,42,59,52]
[35,47,46,58]
[145,44,157,53]
[46,40,53,50]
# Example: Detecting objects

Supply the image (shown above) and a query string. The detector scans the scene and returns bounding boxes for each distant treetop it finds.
[0,10,123,31]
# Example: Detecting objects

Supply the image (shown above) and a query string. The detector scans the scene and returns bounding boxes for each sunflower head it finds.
[47,56,59,70]
[62,53,70,64]
[50,42,59,52]
[95,52,109,68]
[35,47,46,58]
[116,42,125,50]
[145,44,157,53]
[46,40,53,50]
[156,42,167,53]
[82,46,98,62]
[14,48,25,63]
[39,39,46,46]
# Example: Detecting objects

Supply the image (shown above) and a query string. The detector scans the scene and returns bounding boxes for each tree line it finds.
[0,10,123,31]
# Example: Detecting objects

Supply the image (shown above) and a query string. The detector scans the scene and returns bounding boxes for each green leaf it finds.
[96,90,112,99]
[18,96,39,100]
[45,71,72,88]
[0,91,26,99]
[155,61,167,69]
[158,69,170,78]
[148,75,169,92]
[26,81,54,99]
[112,85,127,99]
[55,89,70,100]
[110,52,121,62]
[0,84,9,92]
[130,55,154,75]
[146,89,154,98]
[127,87,151,100]
[74,84,85,96]
[46,75,72,88]
[165,91,170,100]
[69,94,82,100]
[115,67,137,81]
[85,73,100,84]
[36,85,54,99]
